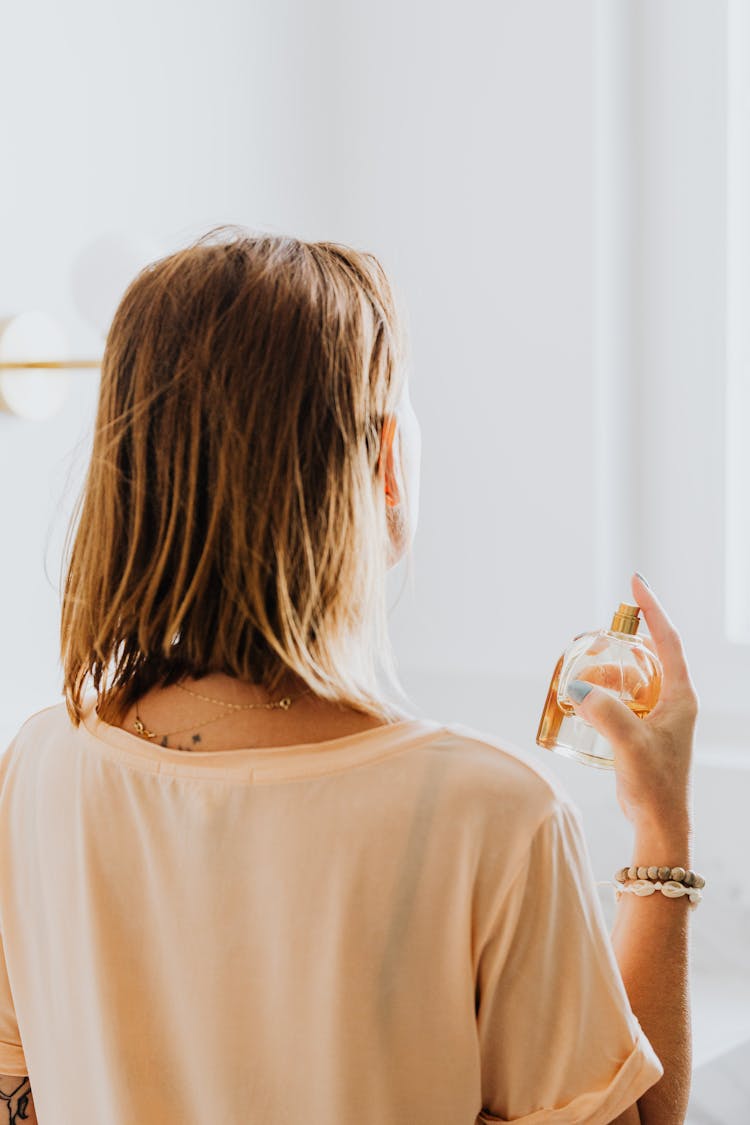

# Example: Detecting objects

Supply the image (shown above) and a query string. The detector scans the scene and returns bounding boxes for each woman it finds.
[0,228,697,1124]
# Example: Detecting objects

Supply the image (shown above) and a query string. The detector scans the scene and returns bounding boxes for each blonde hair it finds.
[60,225,416,728]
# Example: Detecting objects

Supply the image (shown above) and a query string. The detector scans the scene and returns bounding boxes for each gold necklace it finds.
[133,681,313,751]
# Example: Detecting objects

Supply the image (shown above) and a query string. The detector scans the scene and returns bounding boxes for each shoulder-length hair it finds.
[60,225,415,728]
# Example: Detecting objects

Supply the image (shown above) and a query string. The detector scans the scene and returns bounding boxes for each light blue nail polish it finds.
[568,679,594,703]
[635,571,650,589]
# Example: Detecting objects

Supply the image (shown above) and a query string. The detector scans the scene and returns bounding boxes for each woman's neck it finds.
[118,673,406,752]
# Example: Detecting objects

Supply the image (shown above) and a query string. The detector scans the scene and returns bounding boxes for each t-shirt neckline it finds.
[78,695,444,781]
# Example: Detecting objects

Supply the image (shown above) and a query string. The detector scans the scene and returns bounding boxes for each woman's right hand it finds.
[567,572,699,833]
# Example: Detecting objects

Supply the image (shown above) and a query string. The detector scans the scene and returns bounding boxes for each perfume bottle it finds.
[536,602,662,769]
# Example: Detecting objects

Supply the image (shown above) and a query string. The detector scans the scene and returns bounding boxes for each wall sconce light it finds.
[0,311,101,422]
[0,310,100,421]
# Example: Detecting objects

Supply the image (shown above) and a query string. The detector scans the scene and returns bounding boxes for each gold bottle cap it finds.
[610,602,640,635]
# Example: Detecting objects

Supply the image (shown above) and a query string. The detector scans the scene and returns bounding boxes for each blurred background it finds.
[0,1,748,1117]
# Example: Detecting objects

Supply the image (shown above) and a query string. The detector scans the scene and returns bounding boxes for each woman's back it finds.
[0,699,662,1123]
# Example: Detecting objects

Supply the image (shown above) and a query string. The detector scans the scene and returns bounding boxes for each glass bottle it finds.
[536,602,662,769]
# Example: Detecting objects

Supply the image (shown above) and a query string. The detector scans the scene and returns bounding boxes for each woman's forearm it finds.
[610,819,694,1125]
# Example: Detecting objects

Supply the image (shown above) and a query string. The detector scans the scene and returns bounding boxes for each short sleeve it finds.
[475,798,664,1124]
[0,740,27,1076]
[0,930,26,1076]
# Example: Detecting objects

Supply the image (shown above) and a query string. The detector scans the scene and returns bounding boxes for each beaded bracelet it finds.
[596,865,705,909]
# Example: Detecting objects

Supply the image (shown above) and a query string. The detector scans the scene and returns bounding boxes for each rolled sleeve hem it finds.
[0,1038,27,1077]
[476,1025,664,1124]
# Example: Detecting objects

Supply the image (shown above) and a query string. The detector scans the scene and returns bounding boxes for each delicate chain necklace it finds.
[133,681,313,751]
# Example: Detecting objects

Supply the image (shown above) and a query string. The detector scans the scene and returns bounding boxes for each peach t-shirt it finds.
[0,696,663,1123]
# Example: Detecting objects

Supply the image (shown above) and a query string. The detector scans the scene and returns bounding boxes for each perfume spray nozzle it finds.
[611,603,640,635]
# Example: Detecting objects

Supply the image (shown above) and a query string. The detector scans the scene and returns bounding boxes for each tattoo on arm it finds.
[0,1077,35,1123]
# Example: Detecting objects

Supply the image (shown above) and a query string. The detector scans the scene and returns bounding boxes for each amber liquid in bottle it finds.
[536,602,662,769]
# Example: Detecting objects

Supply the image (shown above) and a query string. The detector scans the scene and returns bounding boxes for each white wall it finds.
[0,0,741,761]
[622,1,750,740]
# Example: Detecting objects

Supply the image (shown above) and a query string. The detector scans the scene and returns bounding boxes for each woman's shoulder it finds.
[413,723,585,909]
[1,700,67,754]
[419,719,577,823]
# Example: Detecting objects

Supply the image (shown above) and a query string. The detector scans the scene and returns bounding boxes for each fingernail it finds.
[568,680,594,703]
[635,571,650,589]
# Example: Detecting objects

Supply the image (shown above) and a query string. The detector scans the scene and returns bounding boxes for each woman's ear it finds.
[376,415,400,507]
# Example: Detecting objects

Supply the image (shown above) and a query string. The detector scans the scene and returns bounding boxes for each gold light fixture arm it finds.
[0,359,101,369]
